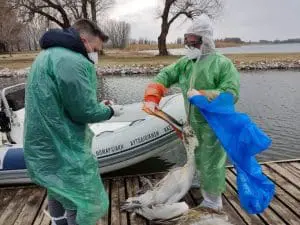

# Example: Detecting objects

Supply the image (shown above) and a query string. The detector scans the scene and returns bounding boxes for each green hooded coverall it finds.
[153,52,240,195]
[24,47,112,225]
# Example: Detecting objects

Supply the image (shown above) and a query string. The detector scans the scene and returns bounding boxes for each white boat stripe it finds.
[0,148,8,170]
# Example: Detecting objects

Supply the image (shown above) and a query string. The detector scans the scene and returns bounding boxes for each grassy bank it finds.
[100,52,300,67]
[124,41,241,51]
[1,51,300,70]
[226,53,300,63]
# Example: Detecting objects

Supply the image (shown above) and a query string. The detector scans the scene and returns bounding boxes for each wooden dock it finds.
[0,160,299,225]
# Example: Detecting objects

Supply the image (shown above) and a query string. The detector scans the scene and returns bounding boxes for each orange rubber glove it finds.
[143,83,167,114]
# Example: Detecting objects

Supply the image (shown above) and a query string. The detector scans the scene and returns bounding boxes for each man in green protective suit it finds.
[143,14,240,211]
[24,19,124,225]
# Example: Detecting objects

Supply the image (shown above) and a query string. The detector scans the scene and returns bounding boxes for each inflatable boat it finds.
[0,83,186,184]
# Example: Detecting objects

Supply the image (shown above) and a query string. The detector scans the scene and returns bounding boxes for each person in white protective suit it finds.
[143,14,240,211]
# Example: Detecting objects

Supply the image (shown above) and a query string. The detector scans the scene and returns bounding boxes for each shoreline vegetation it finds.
[0,50,300,77]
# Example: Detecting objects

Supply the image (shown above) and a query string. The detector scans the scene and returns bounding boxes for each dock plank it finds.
[267,163,300,188]
[282,163,300,179]
[32,197,51,225]
[0,160,299,225]
[262,165,300,201]
[13,188,46,225]
[118,178,128,225]
[290,162,300,170]
[227,169,286,225]
[0,188,33,225]
[266,197,300,225]
[125,177,147,225]
[223,181,264,224]
[97,180,110,225]
[222,196,247,225]
[111,179,121,225]
[272,182,300,217]
[132,177,147,225]
[0,187,18,215]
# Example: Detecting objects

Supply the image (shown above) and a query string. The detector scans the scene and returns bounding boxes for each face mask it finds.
[185,46,202,60]
[85,40,99,65]
[88,52,99,65]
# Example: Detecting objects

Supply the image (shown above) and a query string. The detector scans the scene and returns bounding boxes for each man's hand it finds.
[101,100,114,106]
[110,105,124,117]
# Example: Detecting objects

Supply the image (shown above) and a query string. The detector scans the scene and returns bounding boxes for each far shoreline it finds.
[0,51,300,77]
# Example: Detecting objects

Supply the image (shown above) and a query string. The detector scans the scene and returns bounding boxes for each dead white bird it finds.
[170,206,234,225]
[133,202,189,221]
[130,204,233,225]
[121,109,198,216]
[121,110,233,224]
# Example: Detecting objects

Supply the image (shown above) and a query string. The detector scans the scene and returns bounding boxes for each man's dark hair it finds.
[72,19,109,42]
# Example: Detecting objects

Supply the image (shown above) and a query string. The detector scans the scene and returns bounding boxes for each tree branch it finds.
[81,0,88,18]
[22,3,65,27]
[167,11,187,27]
[157,0,223,56]
[42,0,70,27]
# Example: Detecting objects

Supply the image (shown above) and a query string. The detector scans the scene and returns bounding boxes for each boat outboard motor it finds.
[0,102,15,144]
[0,110,11,133]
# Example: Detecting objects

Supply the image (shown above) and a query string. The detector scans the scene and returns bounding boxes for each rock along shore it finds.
[1,60,300,78]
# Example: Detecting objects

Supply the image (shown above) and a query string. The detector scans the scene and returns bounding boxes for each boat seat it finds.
[6,89,25,111]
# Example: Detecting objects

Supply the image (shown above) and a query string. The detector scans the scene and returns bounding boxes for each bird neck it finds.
[184,150,196,175]
[186,149,195,164]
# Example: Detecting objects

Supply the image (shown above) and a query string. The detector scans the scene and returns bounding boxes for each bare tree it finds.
[92,0,114,22]
[23,16,48,51]
[157,0,223,55]
[103,20,130,49]
[9,0,115,28]
[66,0,114,22]
[0,0,23,54]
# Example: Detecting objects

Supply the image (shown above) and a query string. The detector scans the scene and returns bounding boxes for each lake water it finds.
[141,43,300,55]
[1,71,299,175]
[98,71,300,175]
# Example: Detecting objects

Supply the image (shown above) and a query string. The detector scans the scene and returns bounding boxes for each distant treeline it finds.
[132,37,300,46]
[215,38,244,43]
[217,38,300,44]
[259,38,300,44]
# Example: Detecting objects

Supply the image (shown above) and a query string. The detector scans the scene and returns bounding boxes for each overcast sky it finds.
[108,0,300,42]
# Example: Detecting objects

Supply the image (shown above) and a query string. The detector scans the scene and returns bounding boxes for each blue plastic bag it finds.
[189,93,275,214]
